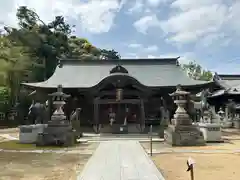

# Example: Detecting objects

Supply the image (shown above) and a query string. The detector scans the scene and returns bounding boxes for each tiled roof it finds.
[22,58,211,88]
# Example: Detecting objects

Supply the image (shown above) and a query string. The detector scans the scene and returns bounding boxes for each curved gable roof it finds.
[22,58,211,88]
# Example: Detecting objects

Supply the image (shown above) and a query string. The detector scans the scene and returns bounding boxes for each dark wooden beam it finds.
[98,99,141,104]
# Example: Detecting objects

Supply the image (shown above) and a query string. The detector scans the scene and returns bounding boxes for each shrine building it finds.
[22,57,214,133]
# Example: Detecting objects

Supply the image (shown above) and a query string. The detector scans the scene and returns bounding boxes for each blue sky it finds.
[1,0,240,74]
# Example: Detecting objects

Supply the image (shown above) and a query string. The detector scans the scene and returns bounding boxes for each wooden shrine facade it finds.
[22,58,214,133]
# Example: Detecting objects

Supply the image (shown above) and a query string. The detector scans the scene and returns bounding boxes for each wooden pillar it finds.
[93,97,99,133]
[48,97,53,121]
[76,108,81,128]
[140,99,145,132]
[117,101,121,124]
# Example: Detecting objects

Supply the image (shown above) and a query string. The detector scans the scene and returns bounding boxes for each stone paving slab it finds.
[145,149,240,154]
[0,128,18,133]
[81,138,163,143]
[81,134,163,143]
[77,140,165,180]
[0,134,18,140]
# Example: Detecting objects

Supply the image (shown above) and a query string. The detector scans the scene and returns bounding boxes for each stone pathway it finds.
[81,133,163,143]
[0,149,93,154]
[145,149,240,154]
[1,147,240,155]
[0,128,18,133]
[0,134,18,140]
[77,140,165,180]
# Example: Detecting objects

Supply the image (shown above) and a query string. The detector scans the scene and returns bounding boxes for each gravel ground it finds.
[152,153,240,180]
[0,152,90,180]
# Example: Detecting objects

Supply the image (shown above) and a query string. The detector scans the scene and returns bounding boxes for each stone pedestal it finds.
[37,114,75,146]
[19,124,47,144]
[221,119,232,128]
[36,124,74,146]
[165,125,205,146]
[112,124,128,134]
[198,123,222,142]
[233,119,240,129]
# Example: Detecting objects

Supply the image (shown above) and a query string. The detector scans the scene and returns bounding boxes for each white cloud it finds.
[128,43,143,48]
[227,1,240,33]
[171,0,224,11]
[133,14,161,34]
[135,52,191,64]
[147,0,169,7]
[147,55,156,58]
[127,43,159,52]
[123,48,195,65]
[0,0,125,34]
[161,4,228,43]
[156,52,194,64]
[127,0,144,14]
[122,52,139,58]
[76,0,125,33]
[160,0,240,45]
[127,0,168,14]
[145,45,158,52]
[200,32,230,47]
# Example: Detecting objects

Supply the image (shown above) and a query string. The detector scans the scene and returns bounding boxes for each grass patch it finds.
[0,140,66,150]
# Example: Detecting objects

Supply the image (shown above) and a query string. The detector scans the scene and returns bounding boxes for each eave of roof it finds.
[218,74,240,80]
[213,73,240,90]
[59,57,180,65]
[22,58,212,89]
[210,89,240,98]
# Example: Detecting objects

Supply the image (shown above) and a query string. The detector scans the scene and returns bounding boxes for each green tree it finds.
[5,6,72,81]
[100,49,121,60]
[5,6,108,80]
[182,61,213,81]
[0,34,35,105]
[67,36,101,60]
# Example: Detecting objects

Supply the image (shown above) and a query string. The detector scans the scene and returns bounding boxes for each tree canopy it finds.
[182,61,213,81]
[0,6,120,107]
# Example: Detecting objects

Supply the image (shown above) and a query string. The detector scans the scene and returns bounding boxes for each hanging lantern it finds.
[116,88,123,101]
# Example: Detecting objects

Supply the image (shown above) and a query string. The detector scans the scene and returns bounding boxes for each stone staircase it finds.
[99,124,141,133]
[99,125,112,133]
[81,132,162,142]
[128,124,141,133]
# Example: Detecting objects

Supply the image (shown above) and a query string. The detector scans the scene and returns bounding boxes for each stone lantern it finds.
[218,108,225,121]
[36,85,75,146]
[164,85,205,146]
[48,85,70,125]
[169,85,191,126]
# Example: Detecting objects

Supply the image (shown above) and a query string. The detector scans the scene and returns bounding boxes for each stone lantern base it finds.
[165,124,205,146]
[36,114,76,147]
[36,124,75,147]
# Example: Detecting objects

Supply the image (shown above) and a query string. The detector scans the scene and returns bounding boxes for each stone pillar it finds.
[164,85,205,146]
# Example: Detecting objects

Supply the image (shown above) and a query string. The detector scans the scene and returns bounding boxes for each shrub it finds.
[0,86,10,113]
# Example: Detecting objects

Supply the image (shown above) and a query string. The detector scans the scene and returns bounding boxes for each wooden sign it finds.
[187,157,195,180]
[116,88,123,101]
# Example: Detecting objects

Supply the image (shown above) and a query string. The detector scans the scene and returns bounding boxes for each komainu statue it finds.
[70,108,82,138]
[28,100,46,124]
